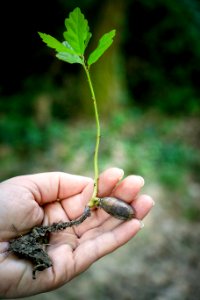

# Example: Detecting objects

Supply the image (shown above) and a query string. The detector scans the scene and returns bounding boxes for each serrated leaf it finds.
[38,32,75,54]
[87,30,116,66]
[56,52,83,64]
[63,7,91,55]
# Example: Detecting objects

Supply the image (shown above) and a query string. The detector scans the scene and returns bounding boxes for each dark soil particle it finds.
[9,206,91,279]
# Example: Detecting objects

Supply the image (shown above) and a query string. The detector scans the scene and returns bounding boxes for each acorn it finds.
[98,197,136,220]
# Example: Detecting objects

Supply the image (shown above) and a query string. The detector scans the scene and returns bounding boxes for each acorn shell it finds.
[98,197,136,220]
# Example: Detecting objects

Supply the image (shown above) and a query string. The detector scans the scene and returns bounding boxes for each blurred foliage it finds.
[125,0,200,114]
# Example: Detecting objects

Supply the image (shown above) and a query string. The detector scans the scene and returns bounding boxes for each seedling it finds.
[38,7,116,208]
[9,7,135,279]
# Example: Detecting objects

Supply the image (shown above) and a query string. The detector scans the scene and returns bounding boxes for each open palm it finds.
[0,168,153,298]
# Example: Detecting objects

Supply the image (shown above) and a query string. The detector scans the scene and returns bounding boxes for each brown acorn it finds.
[98,197,136,220]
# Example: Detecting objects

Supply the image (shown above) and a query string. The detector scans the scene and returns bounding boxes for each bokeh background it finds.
[1,0,200,299]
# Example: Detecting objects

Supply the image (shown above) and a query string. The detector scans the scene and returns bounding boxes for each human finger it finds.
[97,167,124,197]
[132,194,154,220]
[5,172,92,205]
[112,175,145,203]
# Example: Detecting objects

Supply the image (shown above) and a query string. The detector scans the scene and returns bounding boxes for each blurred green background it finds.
[0,0,200,299]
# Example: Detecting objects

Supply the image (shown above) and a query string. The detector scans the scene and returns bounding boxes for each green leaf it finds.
[85,32,92,49]
[87,30,116,66]
[38,32,75,54]
[56,52,83,64]
[63,7,91,55]
[62,41,75,52]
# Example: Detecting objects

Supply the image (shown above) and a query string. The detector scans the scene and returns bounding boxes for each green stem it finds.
[83,62,101,207]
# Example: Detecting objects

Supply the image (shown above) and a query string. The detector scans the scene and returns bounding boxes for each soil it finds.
[9,207,91,279]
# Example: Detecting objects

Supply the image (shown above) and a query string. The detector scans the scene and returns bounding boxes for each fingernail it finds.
[139,220,145,229]
[137,176,145,187]
[152,199,156,206]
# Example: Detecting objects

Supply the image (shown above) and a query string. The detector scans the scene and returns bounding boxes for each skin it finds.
[0,168,154,298]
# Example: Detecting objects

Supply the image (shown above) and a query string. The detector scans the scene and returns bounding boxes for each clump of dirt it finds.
[9,207,91,279]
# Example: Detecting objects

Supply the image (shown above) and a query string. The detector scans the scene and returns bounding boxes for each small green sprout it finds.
[38,7,116,207]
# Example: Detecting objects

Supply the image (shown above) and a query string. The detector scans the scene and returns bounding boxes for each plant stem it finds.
[83,62,101,207]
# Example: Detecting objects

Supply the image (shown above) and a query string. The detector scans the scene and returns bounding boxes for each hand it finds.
[0,168,153,298]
